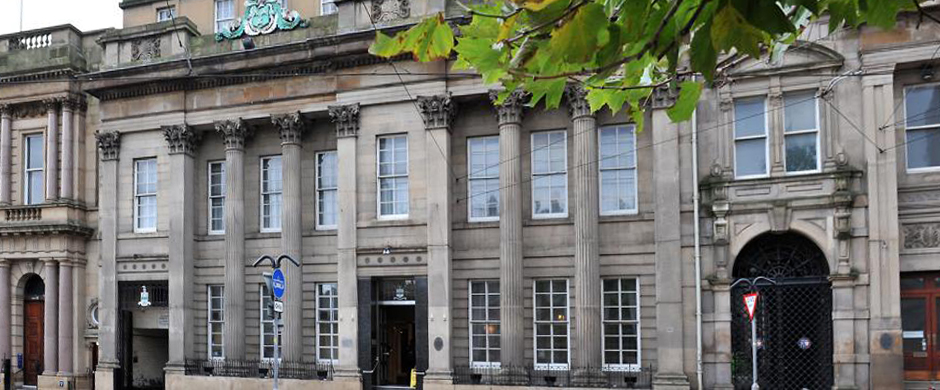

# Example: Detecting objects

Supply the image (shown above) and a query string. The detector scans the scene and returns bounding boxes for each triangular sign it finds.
[743,292,759,321]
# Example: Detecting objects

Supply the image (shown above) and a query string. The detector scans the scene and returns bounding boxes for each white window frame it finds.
[469,280,501,369]
[316,151,338,230]
[598,125,638,216]
[733,96,771,179]
[530,131,569,219]
[321,0,338,15]
[214,0,236,33]
[260,156,282,233]
[782,91,822,175]
[260,284,281,361]
[208,285,225,360]
[601,278,641,372]
[903,83,940,173]
[23,134,43,206]
[134,158,158,233]
[316,283,339,364]
[208,161,225,235]
[376,134,409,220]
[467,136,500,222]
[156,6,176,22]
[533,279,570,370]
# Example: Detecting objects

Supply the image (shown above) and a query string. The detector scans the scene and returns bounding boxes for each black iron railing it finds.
[184,359,334,381]
[452,365,653,388]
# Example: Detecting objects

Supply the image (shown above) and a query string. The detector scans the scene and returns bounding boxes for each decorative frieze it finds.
[416,94,456,130]
[131,37,161,62]
[272,112,305,145]
[565,84,591,119]
[372,0,410,22]
[328,104,360,138]
[95,131,121,161]
[903,222,940,249]
[162,124,201,155]
[215,119,253,150]
[489,90,528,125]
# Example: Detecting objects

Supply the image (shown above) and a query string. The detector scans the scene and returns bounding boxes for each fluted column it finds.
[44,99,59,201]
[42,259,59,375]
[60,98,75,200]
[329,104,360,376]
[163,125,200,370]
[73,99,86,203]
[0,259,10,360]
[0,105,12,205]
[273,113,305,361]
[216,119,252,360]
[57,261,73,374]
[95,131,121,375]
[492,90,527,368]
[566,85,602,369]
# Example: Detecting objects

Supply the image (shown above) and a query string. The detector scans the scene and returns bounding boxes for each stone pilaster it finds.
[60,98,76,200]
[43,259,59,375]
[44,99,59,201]
[0,259,9,360]
[163,124,199,371]
[73,99,86,204]
[417,94,456,380]
[491,90,527,368]
[328,104,360,377]
[566,85,602,369]
[58,261,73,374]
[272,112,304,361]
[0,105,11,205]
[216,119,252,360]
[94,131,121,384]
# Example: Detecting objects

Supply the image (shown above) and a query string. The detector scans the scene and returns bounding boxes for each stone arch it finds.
[732,232,830,278]
[9,260,52,370]
[729,222,833,276]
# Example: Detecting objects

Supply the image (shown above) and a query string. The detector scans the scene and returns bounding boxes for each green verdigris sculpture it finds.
[215,0,308,42]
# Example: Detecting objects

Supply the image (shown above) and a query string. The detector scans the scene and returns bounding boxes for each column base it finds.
[164,361,187,375]
[652,372,691,390]
[423,371,454,390]
[38,373,73,390]
[333,367,362,380]
[94,363,119,390]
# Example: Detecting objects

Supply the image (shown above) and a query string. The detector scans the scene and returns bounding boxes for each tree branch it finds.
[504,1,590,44]
[913,0,940,27]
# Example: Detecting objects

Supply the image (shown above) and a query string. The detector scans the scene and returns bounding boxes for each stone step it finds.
[905,381,940,390]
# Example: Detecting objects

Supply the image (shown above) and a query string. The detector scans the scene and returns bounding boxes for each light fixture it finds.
[242,36,256,50]
[922,64,934,81]
[383,247,392,255]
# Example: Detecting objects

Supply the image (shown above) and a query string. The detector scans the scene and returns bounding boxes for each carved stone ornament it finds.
[87,298,100,329]
[835,207,851,239]
[162,124,202,155]
[215,119,253,150]
[329,104,360,138]
[13,102,46,119]
[0,104,11,117]
[903,222,940,249]
[651,83,680,110]
[372,0,410,23]
[131,37,162,62]
[490,89,529,126]
[416,94,456,130]
[61,96,80,112]
[565,84,591,119]
[42,98,60,112]
[712,201,730,244]
[95,131,122,161]
[272,112,305,145]
[215,0,308,41]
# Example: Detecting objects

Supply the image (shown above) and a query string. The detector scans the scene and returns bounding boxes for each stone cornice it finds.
[215,119,253,151]
[329,104,360,138]
[564,84,591,119]
[272,112,305,145]
[95,130,122,161]
[490,90,528,126]
[416,94,456,130]
[162,124,201,155]
[0,222,94,238]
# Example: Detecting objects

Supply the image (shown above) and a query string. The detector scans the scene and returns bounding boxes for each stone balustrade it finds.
[0,203,92,236]
[4,206,41,221]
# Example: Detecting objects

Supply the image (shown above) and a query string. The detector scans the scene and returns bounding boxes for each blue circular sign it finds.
[272,268,286,299]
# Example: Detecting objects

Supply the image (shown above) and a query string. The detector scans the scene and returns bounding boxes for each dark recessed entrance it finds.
[360,277,428,390]
[23,275,44,386]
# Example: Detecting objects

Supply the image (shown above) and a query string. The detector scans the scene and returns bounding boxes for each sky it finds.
[0,0,123,35]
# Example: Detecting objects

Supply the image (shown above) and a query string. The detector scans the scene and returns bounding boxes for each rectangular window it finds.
[469,280,500,368]
[260,284,281,360]
[599,125,637,215]
[534,279,569,369]
[531,131,568,218]
[208,161,225,234]
[23,134,43,205]
[316,283,339,363]
[321,0,338,15]
[468,136,500,221]
[734,97,768,178]
[261,156,282,232]
[905,84,940,170]
[784,91,820,173]
[208,285,224,359]
[215,0,235,33]
[157,6,176,22]
[602,278,640,371]
[134,158,158,232]
[316,152,338,230]
[377,135,409,218]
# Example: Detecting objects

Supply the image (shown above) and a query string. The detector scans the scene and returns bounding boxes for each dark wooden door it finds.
[23,301,43,386]
[899,273,940,381]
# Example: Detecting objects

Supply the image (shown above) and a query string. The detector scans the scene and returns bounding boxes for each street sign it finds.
[273,301,284,313]
[272,268,286,299]
[743,292,759,321]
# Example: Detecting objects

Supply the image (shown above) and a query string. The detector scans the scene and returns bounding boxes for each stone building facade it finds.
[0,1,939,390]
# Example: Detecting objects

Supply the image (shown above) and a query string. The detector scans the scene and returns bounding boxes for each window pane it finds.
[902,298,927,353]
[785,133,818,172]
[907,128,940,169]
[734,97,766,138]
[28,172,43,205]
[735,138,767,177]
[27,136,43,169]
[784,92,817,133]
[906,85,940,127]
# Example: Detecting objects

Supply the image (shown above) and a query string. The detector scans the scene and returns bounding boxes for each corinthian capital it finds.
[42,98,60,112]
[0,104,12,118]
[565,84,592,119]
[328,104,360,138]
[162,124,202,155]
[417,94,457,130]
[95,131,122,161]
[272,112,305,145]
[489,89,528,126]
[214,119,252,151]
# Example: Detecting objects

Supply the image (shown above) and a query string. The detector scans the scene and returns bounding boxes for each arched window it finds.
[24,274,44,301]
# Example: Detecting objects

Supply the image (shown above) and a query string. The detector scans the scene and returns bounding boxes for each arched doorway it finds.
[22,274,44,386]
[730,233,833,389]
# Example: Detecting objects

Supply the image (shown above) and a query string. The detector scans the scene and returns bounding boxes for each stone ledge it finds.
[165,374,358,390]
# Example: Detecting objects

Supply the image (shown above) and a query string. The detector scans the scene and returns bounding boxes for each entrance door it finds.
[900,273,940,381]
[23,301,43,386]
[377,305,416,387]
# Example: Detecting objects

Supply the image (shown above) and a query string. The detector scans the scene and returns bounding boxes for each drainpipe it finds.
[691,81,704,390]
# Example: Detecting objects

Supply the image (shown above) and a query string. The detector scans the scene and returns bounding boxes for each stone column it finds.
[73,99,87,204]
[60,98,75,200]
[44,99,59,201]
[651,87,690,389]
[58,261,73,374]
[273,113,305,361]
[491,90,527,368]
[43,259,59,375]
[417,94,456,380]
[163,125,200,370]
[94,131,121,381]
[216,119,252,360]
[0,259,10,360]
[329,104,360,376]
[0,105,12,205]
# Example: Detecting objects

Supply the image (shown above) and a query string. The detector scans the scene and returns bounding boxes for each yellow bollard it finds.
[410,368,417,388]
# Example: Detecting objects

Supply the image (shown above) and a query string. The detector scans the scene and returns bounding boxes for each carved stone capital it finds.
[215,119,253,151]
[0,104,12,118]
[162,124,202,156]
[565,84,592,119]
[329,104,360,138]
[272,112,305,145]
[651,84,679,110]
[417,94,456,130]
[61,96,80,112]
[42,98,60,112]
[489,89,528,126]
[95,131,122,161]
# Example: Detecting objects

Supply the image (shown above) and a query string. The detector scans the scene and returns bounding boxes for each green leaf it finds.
[667,81,703,122]
[454,37,507,84]
[548,2,609,62]
[513,0,568,11]
[369,31,404,58]
[864,0,913,29]
[711,4,765,58]
[525,78,568,109]
[690,21,717,82]
[733,0,796,35]
[586,88,629,113]
[827,0,860,32]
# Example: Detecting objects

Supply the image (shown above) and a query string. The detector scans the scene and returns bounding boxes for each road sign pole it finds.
[751,316,759,390]
[253,255,299,390]
[273,314,280,390]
